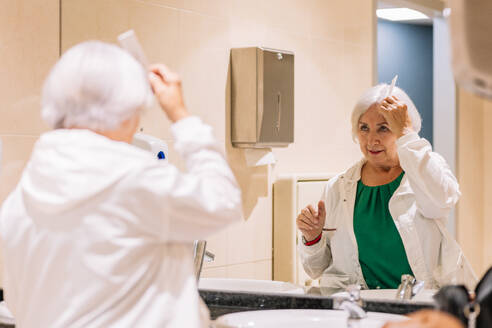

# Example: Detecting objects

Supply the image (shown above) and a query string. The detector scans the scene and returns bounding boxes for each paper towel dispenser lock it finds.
[231,47,294,148]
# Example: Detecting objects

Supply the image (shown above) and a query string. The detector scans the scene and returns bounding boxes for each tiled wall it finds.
[457,88,492,278]
[457,88,484,275]
[0,0,60,285]
[0,0,375,284]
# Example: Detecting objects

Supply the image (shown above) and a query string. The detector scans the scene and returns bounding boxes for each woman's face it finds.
[357,104,399,169]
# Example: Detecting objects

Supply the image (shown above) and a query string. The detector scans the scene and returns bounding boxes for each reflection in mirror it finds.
[52,0,485,308]
[275,0,473,302]
[205,0,475,306]
[295,82,474,293]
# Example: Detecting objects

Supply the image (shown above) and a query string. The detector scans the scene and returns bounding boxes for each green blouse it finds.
[353,171,414,289]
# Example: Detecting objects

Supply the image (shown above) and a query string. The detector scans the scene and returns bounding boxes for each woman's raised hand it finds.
[379,96,413,138]
[296,200,326,242]
[148,64,190,123]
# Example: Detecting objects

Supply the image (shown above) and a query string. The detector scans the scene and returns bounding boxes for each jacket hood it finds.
[19,129,155,215]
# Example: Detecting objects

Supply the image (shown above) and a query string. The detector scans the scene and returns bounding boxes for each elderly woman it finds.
[297,84,474,292]
[0,41,242,327]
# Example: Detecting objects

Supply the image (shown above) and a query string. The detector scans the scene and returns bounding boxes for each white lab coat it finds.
[299,132,475,291]
[0,116,242,328]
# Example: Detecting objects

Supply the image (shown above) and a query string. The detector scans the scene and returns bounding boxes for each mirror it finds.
[270,0,462,305]
[4,0,491,310]
[58,0,467,304]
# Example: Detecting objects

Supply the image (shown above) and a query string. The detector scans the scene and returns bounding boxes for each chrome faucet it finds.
[193,240,215,281]
[396,274,424,300]
[333,284,367,319]
[396,274,415,300]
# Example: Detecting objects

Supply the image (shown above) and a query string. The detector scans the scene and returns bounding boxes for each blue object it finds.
[157,151,166,160]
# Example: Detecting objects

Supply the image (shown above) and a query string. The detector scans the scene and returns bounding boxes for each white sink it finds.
[332,289,436,303]
[213,309,407,328]
[199,278,305,294]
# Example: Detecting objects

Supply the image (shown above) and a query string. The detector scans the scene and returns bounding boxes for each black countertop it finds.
[199,289,434,320]
[0,288,434,325]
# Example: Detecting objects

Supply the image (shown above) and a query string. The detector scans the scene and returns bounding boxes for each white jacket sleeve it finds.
[298,182,334,279]
[397,132,460,219]
[135,116,243,242]
[299,234,332,279]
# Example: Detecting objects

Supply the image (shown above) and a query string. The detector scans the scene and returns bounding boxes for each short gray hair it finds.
[41,41,154,131]
[351,84,422,141]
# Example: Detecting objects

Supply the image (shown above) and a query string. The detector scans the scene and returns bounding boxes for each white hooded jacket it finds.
[299,132,476,292]
[0,116,242,328]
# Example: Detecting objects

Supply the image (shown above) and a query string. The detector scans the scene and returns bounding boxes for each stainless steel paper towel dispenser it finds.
[231,47,294,148]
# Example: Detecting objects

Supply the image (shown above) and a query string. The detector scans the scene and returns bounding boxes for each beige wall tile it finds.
[132,0,182,9]
[225,195,272,264]
[227,20,268,48]
[128,1,181,67]
[226,259,272,280]
[259,0,310,37]
[200,265,227,278]
[62,0,181,66]
[181,0,233,18]
[202,227,229,268]
[263,28,309,55]
[137,0,233,18]
[272,37,363,175]
[177,11,230,142]
[0,0,58,135]
[61,0,130,49]
[254,259,272,280]
[226,261,254,278]
[234,0,312,37]
[456,90,492,280]
[342,44,374,99]
[457,88,484,275]
[342,0,375,48]
[307,0,346,42]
